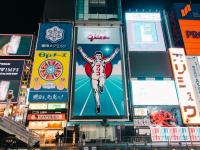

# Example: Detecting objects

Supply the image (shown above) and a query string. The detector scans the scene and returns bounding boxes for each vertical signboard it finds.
[187,56,200,111]
[169,48,200,124]
[29,22,73,103]
[0,34,33,56]
[70,27,128,121]
[28,51,70,102]
[125,12,166,51]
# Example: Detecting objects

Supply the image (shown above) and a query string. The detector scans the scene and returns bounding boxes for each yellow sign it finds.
[29,51,70,102]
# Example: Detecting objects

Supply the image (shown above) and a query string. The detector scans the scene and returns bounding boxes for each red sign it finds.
[27,114,65,121]
[179,20,200,55]
[88,34,110,42]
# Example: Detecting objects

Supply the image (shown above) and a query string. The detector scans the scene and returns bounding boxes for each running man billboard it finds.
[70,27,128,121]
[28,51,70,103]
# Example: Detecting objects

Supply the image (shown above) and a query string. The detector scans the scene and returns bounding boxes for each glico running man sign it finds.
[69,27,128,121]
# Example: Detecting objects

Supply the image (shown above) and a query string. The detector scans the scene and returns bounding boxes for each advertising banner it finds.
[169,48,200,124]
[0,80,20,103]
[27,114,65,121]
[0,59,24,80]
[134,106,182,127]
[187,56,200,110]
[125,12,166,51]
[0,34,33,56]
[179,20,200,55]
[151,127,200,142]
[29,121,64,129]
[29,103,48,110]
[29,51,70,102]
[70,27,128,120]
[48,103,66,110]
[36,22,72,51]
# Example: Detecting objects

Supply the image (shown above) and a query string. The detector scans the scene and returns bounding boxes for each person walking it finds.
[82,132,86,146]
[59,133,64,145]
[55,131,59,145]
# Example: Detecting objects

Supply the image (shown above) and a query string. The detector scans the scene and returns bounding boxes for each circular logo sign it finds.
[39,59,63,81]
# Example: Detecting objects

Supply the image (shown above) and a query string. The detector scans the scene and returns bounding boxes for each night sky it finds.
[0,0,198,34]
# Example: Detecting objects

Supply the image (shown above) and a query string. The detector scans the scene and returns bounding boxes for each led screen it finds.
[131,80,178,105]
[126,12,166,51]
[70,27,128,121]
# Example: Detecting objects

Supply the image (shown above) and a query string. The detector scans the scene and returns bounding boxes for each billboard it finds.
[0,80,20,103]
[187,56,200,111]
[131,80,179,105]
[48,103,66,110]
[125,13,166,51]
[179,20,200,55]
[134,106,182,127]
[28,51,70,102]
[0,34,33,56]
[0,59,25,80]
[29,103,48,110]
[27,113,65,121]
[169,48,200,124]
[36,22,73,51]
[70,27,128,121]
[151,127,200,142]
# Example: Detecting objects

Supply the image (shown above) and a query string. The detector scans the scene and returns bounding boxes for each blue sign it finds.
[28,91,68,103]
[36,22,73,51]
[172,3,200,20]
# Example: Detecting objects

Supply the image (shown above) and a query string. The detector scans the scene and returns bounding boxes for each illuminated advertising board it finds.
[134,106,182,127]
[29,103,48,110]
[125,12,166,51]
[131,80,178,105]
[131,80,182,127]
[169,48,200,124]
[0,34,33,56]
[28,51,70,102]
[29,121,65,129]
[151,127,200,142]
[179,20,200,55]
[27,114,65,121]
[0,80,20,103]
[48,103,66,110]
[70,27,128,121]
[187,56,200,110]
[0,59,24,80]
[36,22,72,51]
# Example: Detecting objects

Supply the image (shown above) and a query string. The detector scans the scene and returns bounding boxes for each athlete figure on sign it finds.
[78,46,119,113]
